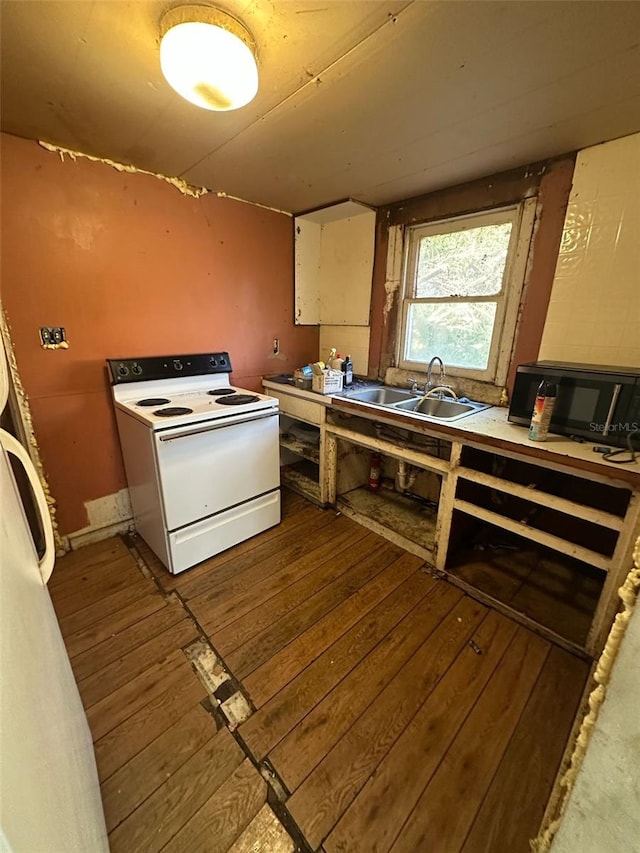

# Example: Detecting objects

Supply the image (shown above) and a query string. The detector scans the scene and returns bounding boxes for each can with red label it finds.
[368,453,381,491]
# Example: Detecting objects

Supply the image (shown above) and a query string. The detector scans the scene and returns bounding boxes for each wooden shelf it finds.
[280,434,320,465]
[456,466,624,531]
[282,460,321,505]
[338,485,437,558]
[327,423,449,475]
[453,499,611,571]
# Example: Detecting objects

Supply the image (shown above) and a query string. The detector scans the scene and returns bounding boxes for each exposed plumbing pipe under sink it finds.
[396,459,417,492]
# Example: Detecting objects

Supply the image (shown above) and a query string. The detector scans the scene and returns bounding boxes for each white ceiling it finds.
[2,0,640,213]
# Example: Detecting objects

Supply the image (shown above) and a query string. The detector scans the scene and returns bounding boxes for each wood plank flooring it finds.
[49,534,295,853]
[50,488,591,853]
[447,545,603,647]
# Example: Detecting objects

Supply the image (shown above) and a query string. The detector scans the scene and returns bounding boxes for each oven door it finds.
[155,409,280,531]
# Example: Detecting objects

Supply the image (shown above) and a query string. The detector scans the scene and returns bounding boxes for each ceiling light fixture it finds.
[159,5,258,112]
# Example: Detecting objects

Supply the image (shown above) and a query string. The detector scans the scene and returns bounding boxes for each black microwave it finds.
[509,361,640,447]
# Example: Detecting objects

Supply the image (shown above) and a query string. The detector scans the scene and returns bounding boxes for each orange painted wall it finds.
[1,133,318,535]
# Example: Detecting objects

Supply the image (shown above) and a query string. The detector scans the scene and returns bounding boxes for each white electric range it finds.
[107,352,281,575]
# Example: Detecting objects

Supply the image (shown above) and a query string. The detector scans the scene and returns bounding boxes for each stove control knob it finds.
[173,359,183,371]
[219,356,227,366]
[209,357,217,367]
[131,363,143,376]
[117,364,129,378]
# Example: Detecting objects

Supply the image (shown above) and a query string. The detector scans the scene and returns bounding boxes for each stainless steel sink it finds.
[338,385,491,422]
[393,396,490,421]
[344,387,420,405]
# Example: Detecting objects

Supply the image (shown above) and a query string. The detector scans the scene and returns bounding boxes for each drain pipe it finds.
[396,460,417,492]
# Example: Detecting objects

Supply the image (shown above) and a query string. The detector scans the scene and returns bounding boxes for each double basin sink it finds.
[339,386,490,423]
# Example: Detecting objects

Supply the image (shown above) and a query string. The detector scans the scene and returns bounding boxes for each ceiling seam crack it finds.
[178,0,417,177]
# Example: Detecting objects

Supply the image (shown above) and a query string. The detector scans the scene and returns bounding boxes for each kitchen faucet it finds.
[425,356,445,392]
[423,356,457,399]
[408,356,456,398]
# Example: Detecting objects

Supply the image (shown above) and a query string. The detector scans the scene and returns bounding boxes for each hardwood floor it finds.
[50,489,591,852]
[49,536,295,853]
[446,544,603,648]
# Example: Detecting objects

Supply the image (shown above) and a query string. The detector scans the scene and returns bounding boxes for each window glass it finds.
[415,222,512,298]
[405,302,498,370]
[397,201,535,384]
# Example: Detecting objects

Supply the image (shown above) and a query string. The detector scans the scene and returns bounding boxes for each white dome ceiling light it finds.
[159,5,258,111]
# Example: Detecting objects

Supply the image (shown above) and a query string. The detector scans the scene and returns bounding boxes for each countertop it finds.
[263,375,376,407]
[263,377,640,486]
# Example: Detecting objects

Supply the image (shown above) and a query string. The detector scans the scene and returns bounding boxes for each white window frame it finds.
[397,199,536,386]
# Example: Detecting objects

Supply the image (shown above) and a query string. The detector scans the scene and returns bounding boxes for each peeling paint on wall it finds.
[214,190,292,216]
[383,224,404,320]
[0,306,64,553]
[3,132,317,533]
[39,140,209,198]
[67,488,133,551]
[38,140,292,215]
[86,487,132,529]
[532,534,640,852]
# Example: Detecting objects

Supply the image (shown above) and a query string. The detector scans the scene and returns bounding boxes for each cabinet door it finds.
[294,218,321,325]
[320,212,376,325]
[271,390,323,425]
[294,201,375,326]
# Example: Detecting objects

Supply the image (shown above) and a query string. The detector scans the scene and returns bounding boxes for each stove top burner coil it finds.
[153,406,194,417]
[216,394,259,405]
[137,397,170,407]
[207,388,236,396]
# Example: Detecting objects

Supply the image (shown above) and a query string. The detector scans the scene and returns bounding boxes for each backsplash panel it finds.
[319,326,370,378]
[539,133,640,368]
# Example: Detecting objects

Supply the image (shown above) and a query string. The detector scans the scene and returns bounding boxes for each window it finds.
[398,202,535,385]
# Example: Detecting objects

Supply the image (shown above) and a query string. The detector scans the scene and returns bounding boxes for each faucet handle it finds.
[407,378,419,392]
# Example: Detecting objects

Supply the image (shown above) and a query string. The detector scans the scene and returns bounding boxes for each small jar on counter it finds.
[343,355,353,386]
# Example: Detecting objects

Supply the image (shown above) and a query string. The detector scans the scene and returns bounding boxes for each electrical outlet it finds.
[40,327,67,347]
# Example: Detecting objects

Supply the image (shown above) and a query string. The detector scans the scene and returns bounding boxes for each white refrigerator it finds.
[0,340,108,851]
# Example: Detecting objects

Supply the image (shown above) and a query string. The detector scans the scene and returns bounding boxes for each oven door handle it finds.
[602,384,622,437]
[158,409,278,441]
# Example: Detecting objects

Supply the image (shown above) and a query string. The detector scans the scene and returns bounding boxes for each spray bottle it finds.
[528,379,557,441]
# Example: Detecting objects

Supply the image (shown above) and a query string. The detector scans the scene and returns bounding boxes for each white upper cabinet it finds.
[294,200,376,326]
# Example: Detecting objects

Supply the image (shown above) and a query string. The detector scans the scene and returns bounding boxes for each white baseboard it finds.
[66,488,134,551]
[67,518,133,551]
